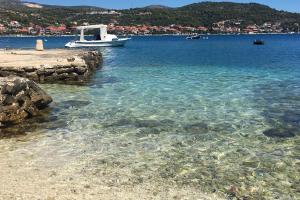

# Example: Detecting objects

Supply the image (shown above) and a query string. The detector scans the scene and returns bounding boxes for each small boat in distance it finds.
[253,39,264,45]
[65,24,130,48]
[186,34,201,40]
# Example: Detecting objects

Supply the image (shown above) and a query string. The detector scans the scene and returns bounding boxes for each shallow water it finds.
[0,35,300,199]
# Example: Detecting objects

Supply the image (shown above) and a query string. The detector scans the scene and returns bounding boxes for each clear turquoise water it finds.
[1,35,300,199]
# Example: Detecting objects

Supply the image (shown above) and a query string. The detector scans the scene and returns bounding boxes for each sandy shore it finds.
[0,150,223,200]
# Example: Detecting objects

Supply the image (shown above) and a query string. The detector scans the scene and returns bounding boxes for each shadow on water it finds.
[0,100,92,139]
[0,107,60,139]
[89,75,120,88]
[102,117,232,137]
[58,100,91,110]
[62,72,119,88]
[253,80,300,138]
[103,118,177,134]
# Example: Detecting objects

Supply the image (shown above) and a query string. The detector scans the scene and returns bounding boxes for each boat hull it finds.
[253,40,264,45]
[65,38,130,48]
[186,35,201,40]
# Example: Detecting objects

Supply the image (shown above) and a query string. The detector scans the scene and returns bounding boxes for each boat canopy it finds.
[76,24,108,42]
[76,24,107,30]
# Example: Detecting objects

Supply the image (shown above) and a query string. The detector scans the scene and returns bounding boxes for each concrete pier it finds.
[0,49,102,83]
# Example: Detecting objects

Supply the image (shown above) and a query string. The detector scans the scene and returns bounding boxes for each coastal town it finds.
[1,1,300,36]
[0,19,299,36]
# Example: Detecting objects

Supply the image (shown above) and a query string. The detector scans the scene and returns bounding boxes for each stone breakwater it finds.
[0,76,52,126]
[0,49,102,126]
[0,49,102,83]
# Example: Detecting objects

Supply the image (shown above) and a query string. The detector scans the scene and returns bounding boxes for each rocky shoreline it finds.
[0,49,103,126]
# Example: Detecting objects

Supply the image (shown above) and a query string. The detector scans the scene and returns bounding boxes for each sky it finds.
[28,0,300,13]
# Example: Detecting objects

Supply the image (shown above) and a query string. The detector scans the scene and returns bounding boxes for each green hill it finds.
[0,1,300,32]
[117,2,300,29]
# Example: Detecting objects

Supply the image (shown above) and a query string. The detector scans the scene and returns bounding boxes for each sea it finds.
[0,34,299,199]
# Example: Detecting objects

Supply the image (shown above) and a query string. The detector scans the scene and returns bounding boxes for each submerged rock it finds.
[242,160,260,168]
[135,119,163,128]
[138,127,162,135]
[183,122,209,134]
[263,128,297,138]
[0,76,52,125]
[103,118,135,128]
[282,111,300,126]
[60,100,91,109]
[102,118,176,136]
[91,76,119,87]
[0,110,68,138]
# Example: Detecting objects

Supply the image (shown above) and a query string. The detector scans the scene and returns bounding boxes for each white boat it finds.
[65,24,130,48]
[186,34,201,40]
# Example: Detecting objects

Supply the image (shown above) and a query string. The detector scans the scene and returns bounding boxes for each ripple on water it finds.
[59,100,92,109]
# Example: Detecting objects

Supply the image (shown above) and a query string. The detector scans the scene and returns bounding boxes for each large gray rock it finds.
[0,76,52,125]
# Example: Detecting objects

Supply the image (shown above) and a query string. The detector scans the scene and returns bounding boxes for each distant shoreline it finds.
[0,32,299,38]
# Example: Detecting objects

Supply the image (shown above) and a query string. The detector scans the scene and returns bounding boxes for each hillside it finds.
[0,1,300,34]
[0,0,21,7]
[178,2,300,27]
[117,2,300,29]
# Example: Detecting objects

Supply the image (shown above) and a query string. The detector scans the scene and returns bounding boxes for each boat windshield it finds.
[74,29,99,41]
[93,30,101,41]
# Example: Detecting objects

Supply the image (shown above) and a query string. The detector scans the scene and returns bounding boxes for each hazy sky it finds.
[28,0,300,13]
